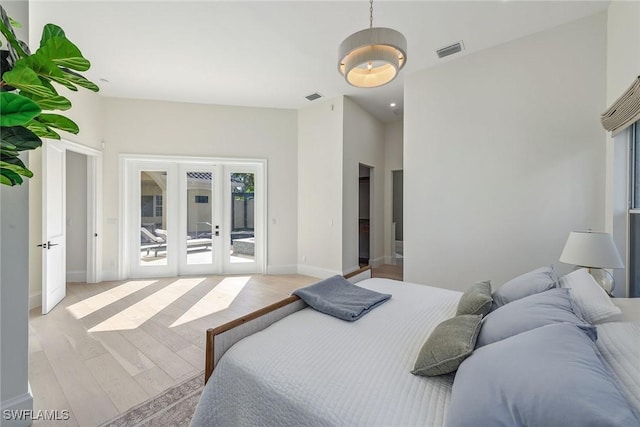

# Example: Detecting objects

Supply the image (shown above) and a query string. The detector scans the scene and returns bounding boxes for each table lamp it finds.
[559,231,624,294]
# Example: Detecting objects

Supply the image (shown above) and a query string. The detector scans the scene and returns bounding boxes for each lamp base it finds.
[588,268,615,296]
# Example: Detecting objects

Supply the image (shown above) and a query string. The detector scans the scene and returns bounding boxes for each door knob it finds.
[38,241,59,250]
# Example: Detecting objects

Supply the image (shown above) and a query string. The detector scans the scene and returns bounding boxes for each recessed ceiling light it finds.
[390,102,396,108]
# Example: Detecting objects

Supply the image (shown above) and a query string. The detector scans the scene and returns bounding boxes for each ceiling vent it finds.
[436,41,464,59]
[305,92,323,101]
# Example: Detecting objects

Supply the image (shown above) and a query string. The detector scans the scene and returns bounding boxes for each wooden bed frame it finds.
[204,266,373,383]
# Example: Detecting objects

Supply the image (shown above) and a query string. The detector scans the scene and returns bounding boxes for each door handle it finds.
[38,241,59,250]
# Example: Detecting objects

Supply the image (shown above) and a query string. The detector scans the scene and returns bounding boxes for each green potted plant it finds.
[0,4,99,186]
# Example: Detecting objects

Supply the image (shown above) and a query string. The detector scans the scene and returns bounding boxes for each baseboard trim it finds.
[29,292,41,310]
[266,265,298,275]
[1,389,34,426]
[296,265,341,279]
[66,270,86,283]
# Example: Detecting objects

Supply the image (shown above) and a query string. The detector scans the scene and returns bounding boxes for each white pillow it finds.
[558,268,621,323]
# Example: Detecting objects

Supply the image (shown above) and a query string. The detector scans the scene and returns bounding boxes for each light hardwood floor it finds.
[29,274,317,427]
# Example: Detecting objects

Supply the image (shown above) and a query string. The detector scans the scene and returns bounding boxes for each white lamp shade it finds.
[338,27,407,88]
[559,231,624,269]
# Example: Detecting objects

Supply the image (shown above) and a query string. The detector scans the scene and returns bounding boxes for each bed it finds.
[190,267,640,427]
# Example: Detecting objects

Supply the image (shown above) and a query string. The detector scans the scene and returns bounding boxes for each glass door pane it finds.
[229,172,255,264]
[186,171,214,265]
[139,171,168,266]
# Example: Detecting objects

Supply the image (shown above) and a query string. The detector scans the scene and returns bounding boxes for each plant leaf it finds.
[40,23,65,47]
[0,6,29,59]
[0,92,42,126]
[26,120,61,140]
[37,37,90,72]
[1,153,27,170]
[9,17,22,29]
[0,126,43,151]
[1,167,21,185]
[22,52,64,79]
[3,63,57,98]
[37,113,79,134]
[0,171,15,185]
[22,93,72,111]
[0,160,32,185]
[48,75,78,92]
[61,70,99,92]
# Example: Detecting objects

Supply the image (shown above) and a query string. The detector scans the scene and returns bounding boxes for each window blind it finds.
[601,76,640,136]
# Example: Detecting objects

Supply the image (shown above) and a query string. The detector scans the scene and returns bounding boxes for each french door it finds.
[124,156,264,278]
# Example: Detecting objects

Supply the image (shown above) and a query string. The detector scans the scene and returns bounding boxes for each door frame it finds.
[60,139,102,283]
[119,154,267,279]
[41,139,102,313]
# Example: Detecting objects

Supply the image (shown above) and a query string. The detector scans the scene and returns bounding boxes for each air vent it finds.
[436,41,464,59]
[305,92,323,101]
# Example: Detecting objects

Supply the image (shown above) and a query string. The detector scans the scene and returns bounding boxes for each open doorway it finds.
[359,164,372,267]
[392,170,403,266]
[66,151,89,283]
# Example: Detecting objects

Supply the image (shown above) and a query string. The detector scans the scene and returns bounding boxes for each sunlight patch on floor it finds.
[88,277,205,332]
[170,276,250,327]
[66,280,158,319]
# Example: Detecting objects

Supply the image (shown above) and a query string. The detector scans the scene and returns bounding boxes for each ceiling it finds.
[28,1,609,123]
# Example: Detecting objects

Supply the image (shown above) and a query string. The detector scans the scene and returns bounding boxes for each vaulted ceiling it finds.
[29,1,609,122]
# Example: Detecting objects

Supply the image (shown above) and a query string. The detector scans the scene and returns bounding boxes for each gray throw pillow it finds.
[456,281,492,316]
[411,315,482,377]
[477,288,591,348]
[491,266,558,310]
[446,324,640,427]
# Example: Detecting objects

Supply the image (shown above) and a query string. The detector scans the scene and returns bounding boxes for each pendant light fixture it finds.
[338,0,407,88]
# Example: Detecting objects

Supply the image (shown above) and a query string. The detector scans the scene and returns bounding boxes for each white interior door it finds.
[42,140,66,314]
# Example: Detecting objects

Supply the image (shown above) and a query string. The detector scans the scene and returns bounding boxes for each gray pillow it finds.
[477,287,591,347]
[411,315,482,377]
[446,324,640,427]
[456,281,492,316]
[491,266,558,310]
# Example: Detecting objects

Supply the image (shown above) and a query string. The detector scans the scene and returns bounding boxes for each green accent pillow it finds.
[411,314,483,377]
[456,281,492,316]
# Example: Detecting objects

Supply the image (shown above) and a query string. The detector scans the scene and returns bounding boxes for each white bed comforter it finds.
[596,320,640,412]
[191,278,461,427]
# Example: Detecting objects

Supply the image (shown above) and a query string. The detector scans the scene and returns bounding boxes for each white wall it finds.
[342,97,386,272]
[297,98,344,278]
[66,151,88,282]
[605,1,640,296]
[1,2,34,424]
[404,13,607,291]
[383,120,403,263]
[102,98,299,278]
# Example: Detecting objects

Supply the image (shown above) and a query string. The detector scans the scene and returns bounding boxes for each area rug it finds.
[99,371,204,427]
